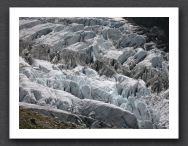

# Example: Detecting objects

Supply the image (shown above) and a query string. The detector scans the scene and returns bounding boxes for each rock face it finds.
[19,17,169,129]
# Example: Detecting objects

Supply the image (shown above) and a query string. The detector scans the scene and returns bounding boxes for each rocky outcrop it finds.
[19,17,169,129]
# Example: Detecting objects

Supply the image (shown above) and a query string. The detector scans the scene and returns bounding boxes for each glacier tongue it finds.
[19,17,169,129]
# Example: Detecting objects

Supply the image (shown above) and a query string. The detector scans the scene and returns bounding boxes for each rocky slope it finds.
[19,17,169,129]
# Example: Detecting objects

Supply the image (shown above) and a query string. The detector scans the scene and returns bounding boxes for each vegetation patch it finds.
[19,107,85,129]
